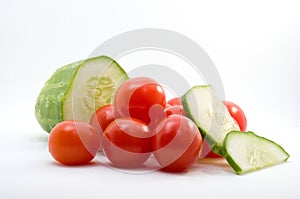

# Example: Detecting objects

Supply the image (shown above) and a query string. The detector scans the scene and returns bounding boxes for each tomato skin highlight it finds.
[152,115,202,172]
[113,77,166,126]
[223,101,247,132]
[48,121,100,165]
[102,118,152,168]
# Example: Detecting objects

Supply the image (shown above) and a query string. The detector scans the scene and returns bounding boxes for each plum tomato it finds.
[223,101,247,132]
[152,115,202,172]
[113,77,167,127]
[89,104,115,148]
[102,118,152,168]
[48,121,100,165]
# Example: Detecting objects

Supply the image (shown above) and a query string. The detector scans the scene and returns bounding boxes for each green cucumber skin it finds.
[35,55,129,133]
[35,61,82,133]
[223,131,290,175]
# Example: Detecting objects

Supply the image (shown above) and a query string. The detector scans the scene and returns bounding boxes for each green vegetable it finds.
[181,85,240,155]
[223,131,290,175]
[35,55,128,133]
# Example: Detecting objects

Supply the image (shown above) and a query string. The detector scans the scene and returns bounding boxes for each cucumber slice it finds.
[223,131,290,175]
[35,56,128,133]
[181,85,240,155]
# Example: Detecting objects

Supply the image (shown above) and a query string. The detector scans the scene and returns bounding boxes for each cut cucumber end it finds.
[63,56,128,123]
[181,85,240,155]
[223,131,290,175]
[35,55,128,133]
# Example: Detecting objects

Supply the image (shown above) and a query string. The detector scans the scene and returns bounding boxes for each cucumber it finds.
[35,55,128,133]
[181,85,240,155]
[223,131,290,175]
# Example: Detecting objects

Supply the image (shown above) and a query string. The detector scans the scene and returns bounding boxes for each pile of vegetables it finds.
[35,55,289,174]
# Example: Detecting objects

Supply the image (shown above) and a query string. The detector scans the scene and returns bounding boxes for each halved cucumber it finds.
[181,85,240,155]
[35,55,128,133]
[223,131,290,175]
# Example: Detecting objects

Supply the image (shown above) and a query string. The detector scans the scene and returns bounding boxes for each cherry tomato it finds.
[114,77,166,126]
[223,101,247,132]
[152,115,202,172]
[102,118,152,168]
[165,105,185,116]
[89,104,115,148]
[167,97,182,106]
[165,97,185,116]
[49,121,100,165]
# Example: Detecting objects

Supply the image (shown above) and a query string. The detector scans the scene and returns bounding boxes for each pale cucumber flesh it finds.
[181,85,240,155]
[223,131,290,175]
[35,56,128,133]
[63,56,128,123]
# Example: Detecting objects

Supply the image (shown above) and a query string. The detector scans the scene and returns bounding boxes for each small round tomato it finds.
[113,77,166,126]
[49,121,100,165]
[223,101,247,132]
[167,97,182,106]
[165,105,185,116]
[153,115,202,172]
[165,97,185,116]
[102,118,152,168]
[89,104,115,148]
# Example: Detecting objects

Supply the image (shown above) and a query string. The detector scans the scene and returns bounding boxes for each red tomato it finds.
[165,97,185,116]
[165,105,185,116]
[167,97,182,106]
[89,104,115,148]
[113,77,167,127]
[152,115,202,172]
[102,118,152,168]
[48,121,100,165]
[223,101,247,132]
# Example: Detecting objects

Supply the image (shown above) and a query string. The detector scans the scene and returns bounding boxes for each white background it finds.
[1,0,299,198]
